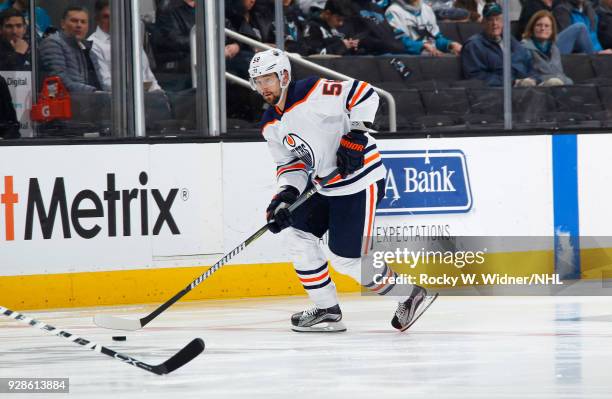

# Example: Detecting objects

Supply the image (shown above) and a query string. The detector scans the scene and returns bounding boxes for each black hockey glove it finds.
[336,130,368,178]
[266,186,300,234]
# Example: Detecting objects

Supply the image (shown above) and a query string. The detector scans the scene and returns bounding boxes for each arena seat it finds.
[418,56,462,81]
[421,88,470,115]
[70,92,111,124]
[512,87,556,118]
[438,22,462,44]
[597,85,612,111]
[457,22,482,43]
[145,91,173,133]
[590,55,612,79]
[450,79,486,89]
[166,88,196,132]
[561,54,595,83]
[552,85,602,114]
[592,110,612,127]
[405,80,452,89]
[374,88,424,130]
[329,57,383,82]
[467,88,503,114]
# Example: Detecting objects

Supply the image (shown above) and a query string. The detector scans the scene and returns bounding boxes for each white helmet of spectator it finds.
[248,49,292,103]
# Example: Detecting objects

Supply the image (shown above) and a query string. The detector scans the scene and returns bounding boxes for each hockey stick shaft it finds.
[0,306,204,375]
[126,171,340,329]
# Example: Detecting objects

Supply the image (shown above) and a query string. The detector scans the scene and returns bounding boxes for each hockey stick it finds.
[94,170,341,331]
[0,306,204,375]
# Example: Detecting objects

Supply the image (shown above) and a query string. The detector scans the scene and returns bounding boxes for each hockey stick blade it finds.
[154,338,205,374]
[1,306,205,375]
[94,313,143,331]
[93,170,340,331]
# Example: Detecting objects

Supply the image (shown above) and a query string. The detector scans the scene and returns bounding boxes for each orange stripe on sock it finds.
[299,270,329,284]
[371,267,394,293]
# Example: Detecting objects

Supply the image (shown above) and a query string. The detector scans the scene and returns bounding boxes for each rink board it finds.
[0,133,608,309]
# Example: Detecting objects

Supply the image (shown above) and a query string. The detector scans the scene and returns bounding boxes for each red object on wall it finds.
[31,76,72,122]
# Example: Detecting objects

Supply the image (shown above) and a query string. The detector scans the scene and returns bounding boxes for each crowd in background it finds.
[1,0,612,138]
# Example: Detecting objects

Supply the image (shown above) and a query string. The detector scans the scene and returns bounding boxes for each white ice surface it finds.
[1,294,612,399]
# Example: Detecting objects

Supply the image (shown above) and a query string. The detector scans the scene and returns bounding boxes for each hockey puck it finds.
[112,336,127,341]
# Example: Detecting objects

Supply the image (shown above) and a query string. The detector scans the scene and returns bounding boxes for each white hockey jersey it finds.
[385,2,440,42]
[260,77,386,197]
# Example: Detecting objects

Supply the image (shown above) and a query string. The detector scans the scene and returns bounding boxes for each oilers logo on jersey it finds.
[283,133,316,168]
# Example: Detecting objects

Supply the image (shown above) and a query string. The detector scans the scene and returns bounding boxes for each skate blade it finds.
[400,293,439,332]
[291,321,347,333]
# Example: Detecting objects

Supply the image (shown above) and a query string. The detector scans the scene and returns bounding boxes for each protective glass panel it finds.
[26,0,112,138]
[143,0,200,136]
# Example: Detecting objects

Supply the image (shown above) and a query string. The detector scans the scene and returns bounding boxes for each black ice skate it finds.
[391,286,439,332]
[291,304,346,332]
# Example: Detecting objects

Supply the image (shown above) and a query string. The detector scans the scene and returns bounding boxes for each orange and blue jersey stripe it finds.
[277,159,308,178]
[345,80,375,111]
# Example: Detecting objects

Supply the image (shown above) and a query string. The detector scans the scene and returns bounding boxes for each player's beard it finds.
[263,93,281,106]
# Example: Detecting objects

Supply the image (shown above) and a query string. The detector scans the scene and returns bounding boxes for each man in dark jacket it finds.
[0,8,30,70]
[0,75,20,139]
[461,2,540,86]
[226,0,275,49]
[303,0,359,55]
[341,0,406,54]
[154,0,195,74]
[39,5,101,92]
[597,0,612,49]
[554,0,612,52]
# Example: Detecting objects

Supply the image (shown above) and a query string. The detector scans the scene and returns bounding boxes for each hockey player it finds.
[249,49,437,332]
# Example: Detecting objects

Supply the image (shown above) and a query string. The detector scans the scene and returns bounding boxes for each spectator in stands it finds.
[520,0,596,53]
[89,0,162,92]
[0,74,20,139]
[283,0,309,54]
[39,5,101,93]
[461,2,541,86]
[341,0,406,54]
[226,0,275,48]
[454,0,486,21]
[0,8,30,70]
[554,0,612,53]
[154,0,194,76]
[154,0,251,89]
[522,10,573,85]
[385,0,463,55]
[303,0,360,55]
[597,0,612,49]
[0,0,50,37]
[298,0,327,17]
